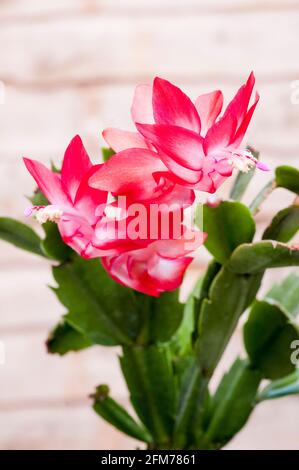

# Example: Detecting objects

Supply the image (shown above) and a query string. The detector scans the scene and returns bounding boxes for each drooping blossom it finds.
[102,231,206,297]
[102,72,268,193]
[89,146,200,256]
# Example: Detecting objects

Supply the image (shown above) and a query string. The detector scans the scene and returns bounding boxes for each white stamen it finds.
[35,205,63,224]
[228,149,258,173]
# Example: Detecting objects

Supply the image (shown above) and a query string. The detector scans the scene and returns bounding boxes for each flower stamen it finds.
[25,205,63,224]
[228,149,269,173]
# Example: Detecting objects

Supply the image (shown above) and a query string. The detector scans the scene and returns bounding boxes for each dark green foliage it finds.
[0,217,44,257]
[47,320,93,355]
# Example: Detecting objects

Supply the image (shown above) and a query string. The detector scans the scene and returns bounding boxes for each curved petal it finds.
[154,230,206,258]
[153,77,201,132]
[156,152,203,184]
[102,128,148,152]
[223,72,255,127]
[131,84,154,124]
[147,253,192,290]
[203,114,237,155]
[74,165,108,224]
[213,158,233,177]
[148,181,195,209]
[89,148,167,200]
[230,91,260,147]
[193,171,217,193]
[195,90,223,135]
[93,215,147,252]
[61,135,92,202]
[136,123,204,171]
[23,158,71,207]
[196,169,230,193]
[102,253,161,297]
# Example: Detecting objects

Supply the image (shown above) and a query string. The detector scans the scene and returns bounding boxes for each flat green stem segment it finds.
[258,369,299,401]
[196,201,255,264]
[92,386,153,443]
[173,360,208,449]
[53,255,138,346]
[266,273,299,317]
[196,268,261,377]
[244,300,299,380]
[174,266,262,449]
[229,147,259,200]
[136,290,184,345]
[206,359,261,447]
[47,320,93,355]
[275,165,299,194]
[229,241,299,274]
[0,217,45,257]
[40,221,71,261]
[262,205,299,242]
[249,179,276,215]
[120,344,176,446]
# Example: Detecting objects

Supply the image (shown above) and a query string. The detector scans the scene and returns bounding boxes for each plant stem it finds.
[173,359,208,449]
[249,179,276,215]
[120,344,175,447]
[136,296,152,345]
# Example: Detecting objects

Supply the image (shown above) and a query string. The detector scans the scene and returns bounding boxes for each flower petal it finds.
[102,252,161,297]
[61,135,92,202]
[230,92,260,147]
[103,128,148,152]
[153,77,201,132]
[195,90,223,135]
[23,158,71,207]
[223,72,255,127]
[89,148,166,200]
[131,84,154,124]
[147,253,192,290]
[154,230,206,258]
[74,165,108,225]
[203,114,237,155]
[136,123,204,171]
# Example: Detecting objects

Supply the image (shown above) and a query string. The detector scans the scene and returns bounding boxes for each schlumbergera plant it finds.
[1,73,299,450]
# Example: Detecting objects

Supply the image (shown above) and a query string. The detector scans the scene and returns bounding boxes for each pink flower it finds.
[102,73,268,193]
[24,136,111,258]
[89,147,195,208]
[102,231,206,297]
[24,136,143,258]
[24,136,201,269]
[89,148,202,264]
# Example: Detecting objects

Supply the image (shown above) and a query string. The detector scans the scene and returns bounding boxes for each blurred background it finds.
[0,0,299,449]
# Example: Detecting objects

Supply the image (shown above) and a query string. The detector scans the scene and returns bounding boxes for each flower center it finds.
[228,150,257,173]
[227,149,269,173]
[25,205,63,224]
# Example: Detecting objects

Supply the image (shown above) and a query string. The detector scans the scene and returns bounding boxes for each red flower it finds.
[102,231,206,297]
[23,136,139,258]
[23,73,267,296]
[102,73,268,193]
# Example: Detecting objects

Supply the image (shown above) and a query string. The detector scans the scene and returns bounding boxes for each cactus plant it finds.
[1,159,298,450]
